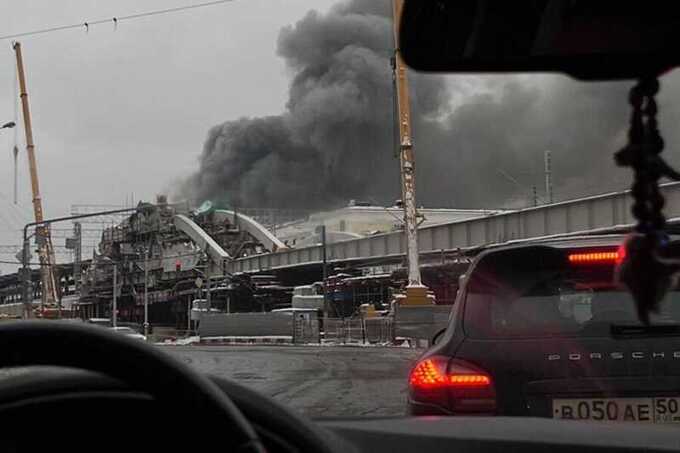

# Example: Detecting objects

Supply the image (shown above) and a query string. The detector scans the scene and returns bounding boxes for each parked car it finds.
[110,326,146,342]
[86,318,111,327]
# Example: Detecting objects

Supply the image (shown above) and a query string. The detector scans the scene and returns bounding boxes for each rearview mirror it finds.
[400,0,680,80]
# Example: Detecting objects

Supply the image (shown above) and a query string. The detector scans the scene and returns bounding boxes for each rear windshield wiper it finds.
[611,324,680,337]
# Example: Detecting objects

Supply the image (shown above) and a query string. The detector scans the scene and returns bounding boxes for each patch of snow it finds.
[156,336,200,346]
[177,336,201,345]
[202,335,292,341]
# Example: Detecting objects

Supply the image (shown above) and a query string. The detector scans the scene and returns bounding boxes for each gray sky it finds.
[0,0,336,269]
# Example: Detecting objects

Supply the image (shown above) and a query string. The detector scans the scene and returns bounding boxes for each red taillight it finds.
[568,246,625,265]
[449,374,491,386]
[409,356,496,415]
[410,357,493,389]
[409,358,448,388]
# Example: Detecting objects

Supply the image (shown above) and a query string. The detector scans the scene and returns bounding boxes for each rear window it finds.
[463,245,680,338]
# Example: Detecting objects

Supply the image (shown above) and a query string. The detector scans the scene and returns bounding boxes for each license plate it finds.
[553,397,680,423]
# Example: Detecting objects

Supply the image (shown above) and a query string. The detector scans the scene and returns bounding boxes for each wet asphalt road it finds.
[161,345,421,418]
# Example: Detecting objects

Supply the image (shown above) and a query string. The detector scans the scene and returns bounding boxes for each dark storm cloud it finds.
[184,0,669,210]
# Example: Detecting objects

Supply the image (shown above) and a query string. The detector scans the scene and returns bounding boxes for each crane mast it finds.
[13,41,59,309]
[391,0,430,305]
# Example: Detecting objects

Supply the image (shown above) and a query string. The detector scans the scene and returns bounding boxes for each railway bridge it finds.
[224,182,680,274]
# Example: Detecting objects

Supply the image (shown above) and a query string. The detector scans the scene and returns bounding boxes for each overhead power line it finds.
[0,0,235,41]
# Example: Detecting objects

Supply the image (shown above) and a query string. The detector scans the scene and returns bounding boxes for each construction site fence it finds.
[322,317,394,344]
[199,312,294,338]
[198,311,320,343]
[392,304,453,344]
[197,305,452,347]
[293,316,320,344]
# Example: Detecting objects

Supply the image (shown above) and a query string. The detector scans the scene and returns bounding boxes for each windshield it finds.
[3,0,680,426]
[464,246,680,338]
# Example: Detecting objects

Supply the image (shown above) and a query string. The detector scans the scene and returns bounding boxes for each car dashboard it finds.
[319,416,680,453]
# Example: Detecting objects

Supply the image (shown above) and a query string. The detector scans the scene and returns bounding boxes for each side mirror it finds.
[431,328,446,345]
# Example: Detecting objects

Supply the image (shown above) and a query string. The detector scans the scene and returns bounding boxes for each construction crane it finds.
[13,41,59,312]
[391,0,430,305]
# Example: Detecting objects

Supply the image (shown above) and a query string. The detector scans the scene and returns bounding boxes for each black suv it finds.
[408,235,680,425]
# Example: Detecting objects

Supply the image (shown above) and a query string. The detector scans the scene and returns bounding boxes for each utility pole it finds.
[21,237,31,318]
[206,270,211,315]
[14,41,58,308]
[319,225,329,313]
[112,264,117,328]
[391,0,429,305]
[532,185,538,207]
[193,260,210,333]
[143,249,149,338]
[544,150,553,204]
[73,222,82,293]
[187,295,192,333]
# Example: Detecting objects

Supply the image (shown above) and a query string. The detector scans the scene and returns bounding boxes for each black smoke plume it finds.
[182,0,680,210]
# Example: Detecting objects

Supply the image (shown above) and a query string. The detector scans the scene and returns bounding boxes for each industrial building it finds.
[274,201,505,247]
[0,196,496,326]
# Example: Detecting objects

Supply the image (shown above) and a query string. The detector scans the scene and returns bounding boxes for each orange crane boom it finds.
[391,0,430,305]
[13,41,58,309]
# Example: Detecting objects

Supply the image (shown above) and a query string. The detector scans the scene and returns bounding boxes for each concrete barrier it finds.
[199,312,293,337]
[198,306,451,346]
[393,304,453,344]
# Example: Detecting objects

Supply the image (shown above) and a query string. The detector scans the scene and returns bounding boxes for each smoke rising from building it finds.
[182,0,680,210]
